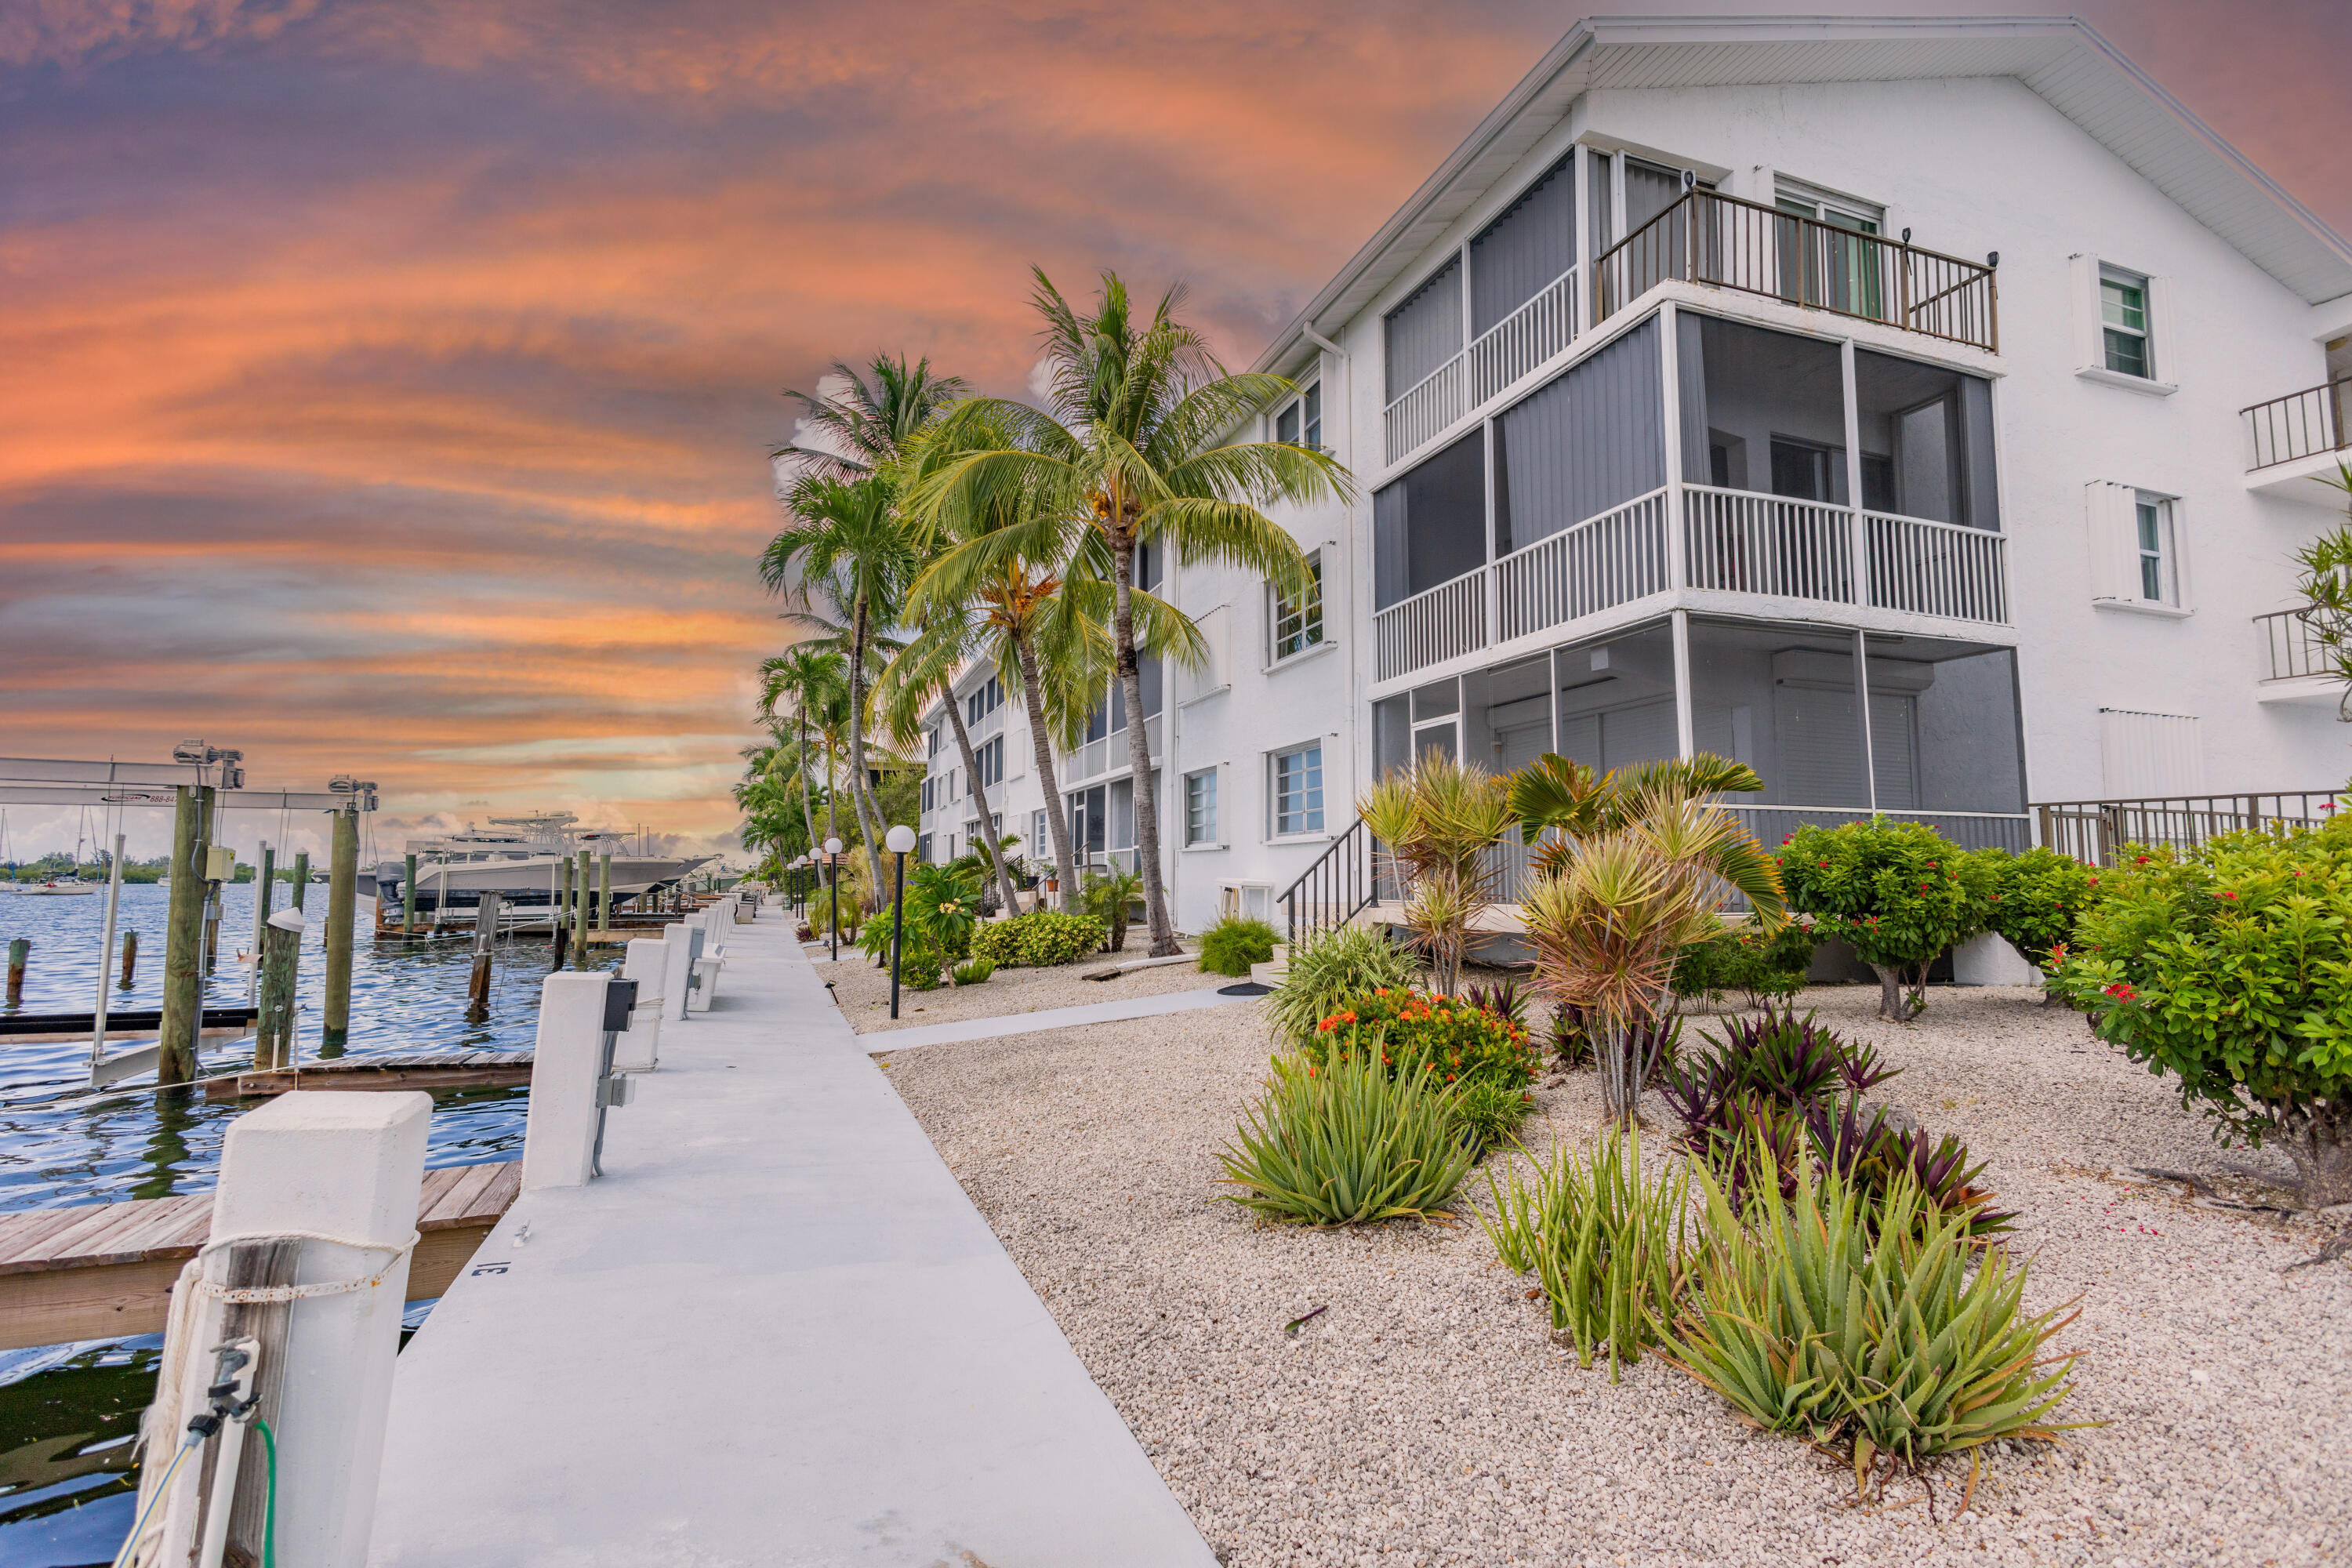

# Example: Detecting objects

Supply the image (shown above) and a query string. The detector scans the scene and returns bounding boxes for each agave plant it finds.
[1357,756,1515,996]
[1216,1047,1474,1225]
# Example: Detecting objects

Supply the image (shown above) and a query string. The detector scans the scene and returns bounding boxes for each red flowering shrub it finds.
[1306,987,1541,1088]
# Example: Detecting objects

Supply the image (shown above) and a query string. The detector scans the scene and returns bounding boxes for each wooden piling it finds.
[251,844,276,999]
[574,850,593,970]
[255,916,301,1069]
[402,852,417,934]
[119,929,138,991]
[290,853,309,912]
[597,853,612,933]
[322,807,358,1051]
[158,785,209,1085]
[552,856,574,971]
[5,938,25,1007]
[467,891,502,1022]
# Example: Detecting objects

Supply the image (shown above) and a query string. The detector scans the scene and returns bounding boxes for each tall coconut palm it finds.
[773,353,969,478]
[762,472,915,891]
[910,269,1353,953]
[758,644,848,862]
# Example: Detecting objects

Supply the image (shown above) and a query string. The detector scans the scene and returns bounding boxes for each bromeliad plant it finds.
[1480,1131,1691,1381]
[1357,756,1515,996]
[1217,1047,1475,1225]
[1659,1140,2083,1500]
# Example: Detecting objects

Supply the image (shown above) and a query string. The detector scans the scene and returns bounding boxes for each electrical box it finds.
[203,844,236,883]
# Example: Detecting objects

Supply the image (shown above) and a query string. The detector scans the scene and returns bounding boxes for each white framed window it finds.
[1269,743,1324,837]
[1273,381,1322,451]
[965,676,1002,724]
[1269,552,1324,662]
[927,725,942,757]
[2132,493,2179,605]
[2101,265,2153,379]
[1030,809,1049,858]
[2085,481,2190,614]
[916,833,933,863]
[1184,768,1218,846]
[974,735,1005,789]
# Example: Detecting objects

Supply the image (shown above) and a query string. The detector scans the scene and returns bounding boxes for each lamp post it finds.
[823,837,844,962]
[884,825,916,1018]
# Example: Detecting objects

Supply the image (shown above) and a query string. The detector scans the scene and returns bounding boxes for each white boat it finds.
[12,880,99,896]
[373,813,712,913]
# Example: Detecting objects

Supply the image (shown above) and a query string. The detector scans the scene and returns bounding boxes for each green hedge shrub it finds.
[1668,916,1819,1009]
[1198,915,1279,977]
[970,910,1105,967]
[1974,846,2102,971]
[1451,1077,1532,1158]
[1777,818,1991,1022]
[1264,924,1419,1046]
[1216,1049,1474,1225]
[2053,818,2352,1206]
[1303,987,1542,1088]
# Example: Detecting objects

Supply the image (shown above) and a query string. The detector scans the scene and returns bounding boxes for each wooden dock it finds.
[205,1049,535,1101]
[0,1160,521,1351]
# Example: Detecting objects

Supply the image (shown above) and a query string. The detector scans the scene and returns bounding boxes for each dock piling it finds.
[159,785,210,1084]
[248,842,275,1003]
[401,852,416,935]
[597,851,612,934]
[574,849,593,970]
[5,938,25,1007]
[119,928,138,990]
[255,908,304,1069]
[291,852,310,912]
[467,891,503,1022]
[323,806,358,1051]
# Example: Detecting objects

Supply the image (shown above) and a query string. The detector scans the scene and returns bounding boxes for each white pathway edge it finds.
[862,984,1253,1053]
[368,913,1216,1568]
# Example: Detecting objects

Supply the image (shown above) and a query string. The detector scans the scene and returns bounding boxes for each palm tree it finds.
[876,615,1025,917]
[757,645,848,862]
[1507,753,1782,897]
[1356,756,1515,996]
[762,473,914,891]
[773,354,968,478]
[910,269,1353,954]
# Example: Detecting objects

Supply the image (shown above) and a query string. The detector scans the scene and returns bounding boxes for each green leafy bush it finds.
[1481,1131,1691,1381]
[970,910,1105,967]
[1216,1048,1475,1225]
[1451,1077,1531,1157]
[950,957,995,985]
[1668,916,1819,1008]
[1198,915,1279,977]
[1304,987,1542,1088]
[2053,818,2352,1205]
[906,862,981,966]
[1264,924,1419,1046]
[1661,1144,2082,1498]
[1777,818,1991,1022]
[1974,846,2102,971]
[1083,866,1143,952]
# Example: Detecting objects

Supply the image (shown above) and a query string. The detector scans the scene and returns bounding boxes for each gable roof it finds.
[1254,13,2352,373]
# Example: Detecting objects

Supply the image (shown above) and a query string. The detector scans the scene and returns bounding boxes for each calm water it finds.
[0,883,601,1565]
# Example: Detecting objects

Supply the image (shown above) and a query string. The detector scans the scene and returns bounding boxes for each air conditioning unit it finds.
[1218,882,1272,923]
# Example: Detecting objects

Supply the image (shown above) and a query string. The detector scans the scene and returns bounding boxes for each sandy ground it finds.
[814,942,1229,1034]
[874,982,2352,1568]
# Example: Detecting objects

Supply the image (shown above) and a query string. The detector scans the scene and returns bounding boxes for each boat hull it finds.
[372,855,712,910]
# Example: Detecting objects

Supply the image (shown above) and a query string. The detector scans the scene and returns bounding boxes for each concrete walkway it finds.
[368,909,1216,1568]
[863,984,1253,1053]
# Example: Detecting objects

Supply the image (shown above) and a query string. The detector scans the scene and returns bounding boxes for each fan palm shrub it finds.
[1217,1048,1474,1225]
[1083,865,1144,950]
[1358,756,1515,996]
[1265,924,1419,1046]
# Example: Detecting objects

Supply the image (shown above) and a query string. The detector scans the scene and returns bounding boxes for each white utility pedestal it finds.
[661,922,697,1022]
[612,938,667,1072]
[521,972,615,1192]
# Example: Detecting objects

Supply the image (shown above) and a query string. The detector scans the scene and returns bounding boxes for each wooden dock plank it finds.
[0,1160,521,1351]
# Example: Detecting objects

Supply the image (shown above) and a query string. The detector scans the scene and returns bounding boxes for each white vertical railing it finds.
[1468,267,1579,405]
[1494,488,1671,641]
[1374,569,1488,681]
[2256,608,2333,681]
[1381,354,1465,465]
[1681,485,1856,604]
[1863,511,2009,624]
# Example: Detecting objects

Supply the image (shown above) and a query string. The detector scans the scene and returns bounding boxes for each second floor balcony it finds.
[2243,378,2350,502]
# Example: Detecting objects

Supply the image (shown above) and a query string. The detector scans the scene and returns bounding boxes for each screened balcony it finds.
[1372,310,2010,682]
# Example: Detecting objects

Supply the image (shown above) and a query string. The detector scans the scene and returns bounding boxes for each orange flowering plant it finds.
[1304,986,1541,1089]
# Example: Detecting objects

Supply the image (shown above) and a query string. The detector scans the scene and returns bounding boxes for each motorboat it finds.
[372,813,713,913]
[11,880,99,896]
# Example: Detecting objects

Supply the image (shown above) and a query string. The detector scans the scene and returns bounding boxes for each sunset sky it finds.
[4,0,2347,862]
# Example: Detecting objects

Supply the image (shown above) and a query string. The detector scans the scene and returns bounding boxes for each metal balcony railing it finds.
[1593,190,1998,353]
[2033,790,2343,866]
[2256,607,2336,681]
[2243,379,2350,470]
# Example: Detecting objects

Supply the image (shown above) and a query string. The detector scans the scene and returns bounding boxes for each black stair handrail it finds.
[1276,815,1379,946]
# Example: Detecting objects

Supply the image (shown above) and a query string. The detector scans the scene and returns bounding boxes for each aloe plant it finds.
[1659,1142,2082,1499]
[1216,1048,1473,1225]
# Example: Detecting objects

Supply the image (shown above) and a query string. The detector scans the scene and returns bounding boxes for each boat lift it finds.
[0,746,378,1085]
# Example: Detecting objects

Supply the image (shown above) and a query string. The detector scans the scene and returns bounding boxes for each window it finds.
[1273,383,1322,450]
[916,833,932,863]
[2100,267,2151,379]
[1270,552,1324,661]
[927,725,942,757]
[921,776,935,813]
[1774,180,1885,318]
[1185,768,1218,846]
[1271,743,1324,836]
[965,676,1002,725]
[2134,495,2178,604]
[974,735,1005,790]
[1031,809,1049,858]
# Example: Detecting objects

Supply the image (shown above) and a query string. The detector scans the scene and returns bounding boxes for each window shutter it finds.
[2084,480,2136,600]
[2147,274,2176,384]
[2068,253,2101,373]
[2167,496,2193,611]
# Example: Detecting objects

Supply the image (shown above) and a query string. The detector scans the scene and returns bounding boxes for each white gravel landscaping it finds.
[815,945,1226,1033]
[873,982,2352,1568]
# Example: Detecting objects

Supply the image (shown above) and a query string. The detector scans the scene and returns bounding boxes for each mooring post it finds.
[322,807,358,1051]
[248,841,275,1004]
[574,848,593,970]
[401,852,416,935]
[521,971,622,1190]
[119,928,139,991]
[159,785,209,1084]
[597,851,612,935]
[200,790,224,974]
[551,856,574,972]
[5,938,25,1007]
[145,1090,429,1568]
[466,891,503,1022]
[256,908,305,1069]
[291,852,310,912]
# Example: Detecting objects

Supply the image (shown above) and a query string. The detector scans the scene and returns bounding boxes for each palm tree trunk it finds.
[844,603,887,891]
[942,685,1022,916]
[795,709,819,860]
[1011,634,1080,913]
[1112,535,1179,957]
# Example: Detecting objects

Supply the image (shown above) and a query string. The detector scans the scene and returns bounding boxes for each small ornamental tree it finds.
[1777,818,1990,1022]
[1974,846,2106,978]
[2053,818,2352,1207]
